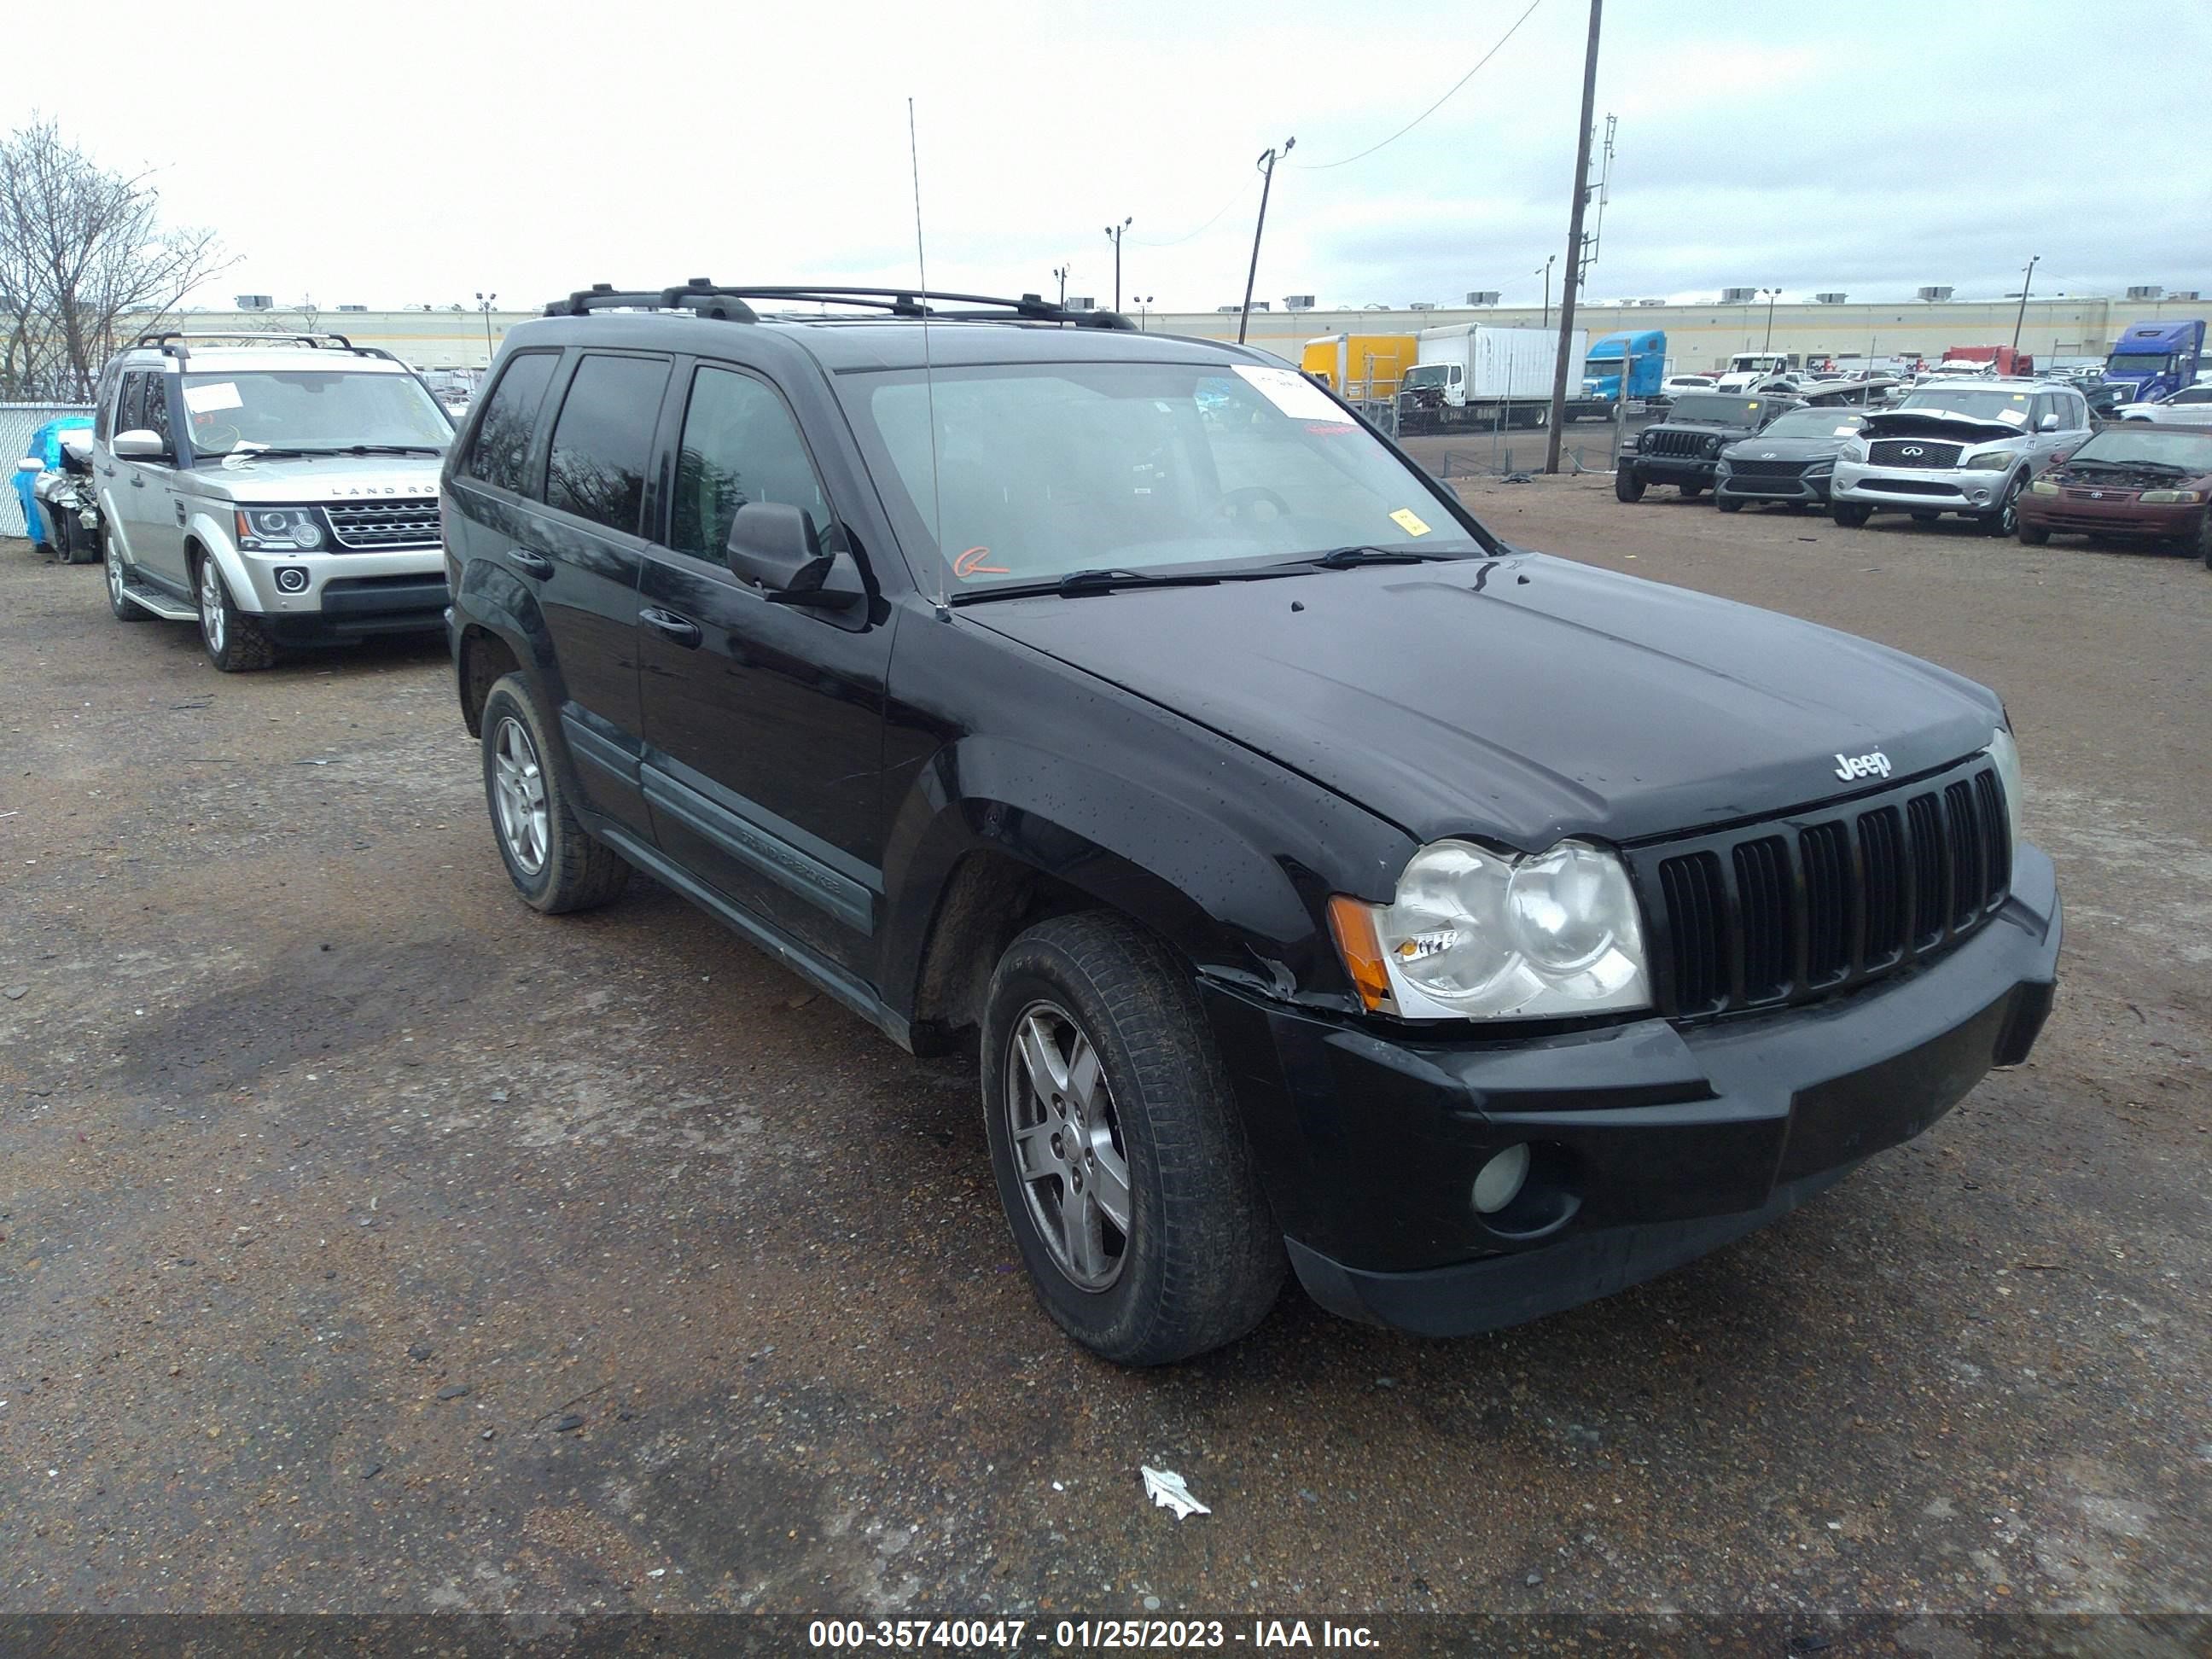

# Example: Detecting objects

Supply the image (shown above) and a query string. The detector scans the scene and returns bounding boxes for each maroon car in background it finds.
[2018,423,2212,565]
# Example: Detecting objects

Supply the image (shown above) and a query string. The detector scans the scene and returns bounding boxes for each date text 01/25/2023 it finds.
[806,1618,1382,1651]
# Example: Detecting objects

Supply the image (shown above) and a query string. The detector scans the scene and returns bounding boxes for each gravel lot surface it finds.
[1,478,2205,1621]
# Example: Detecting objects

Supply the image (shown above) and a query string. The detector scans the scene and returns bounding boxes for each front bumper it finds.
[1626,453,1719,485]
[231,544,450,641]
[2017,492,2204,540]
[1201,846,2060,1337]
[1831,460,2011,515]
[1716,468,1833,504]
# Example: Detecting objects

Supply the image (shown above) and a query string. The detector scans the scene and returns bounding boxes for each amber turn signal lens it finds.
[1326,895,1394,1013]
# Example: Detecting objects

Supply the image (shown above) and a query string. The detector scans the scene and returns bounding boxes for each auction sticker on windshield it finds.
[1389,508,1432,536]
[1233,364,1344,422]
[183,381,243,414]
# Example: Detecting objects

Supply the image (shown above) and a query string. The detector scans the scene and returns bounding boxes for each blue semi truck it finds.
[2104,318,2204,405]
[1577,329,1666,416]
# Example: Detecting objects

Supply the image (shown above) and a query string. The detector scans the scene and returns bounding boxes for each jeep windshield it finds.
[849,361,1487,595]
[2064,428,2212,471]
[1667,394,1767,426]
[1895,387,2034,422]
[179,370,453,460]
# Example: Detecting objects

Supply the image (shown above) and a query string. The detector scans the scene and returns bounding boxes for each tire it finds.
[1614,469,1645,503]
[479,672,630,914]
[2198,510,2212,570]
[2017,522,2051,546]
[1679,481,1705,498]
[1982,474,2024,538]
[195,553,277,672]
[1831,501,1872,528]
[1715,494,1743,513]
[981,912,1284,1365]
[1912,512,1940,524]
[104,529,150,621]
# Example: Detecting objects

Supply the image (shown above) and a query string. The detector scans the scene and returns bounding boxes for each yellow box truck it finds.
[1301,334,1418,400]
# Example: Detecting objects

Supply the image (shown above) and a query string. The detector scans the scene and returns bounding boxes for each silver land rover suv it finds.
[92,332,453,670]
[1828,377,2090,536]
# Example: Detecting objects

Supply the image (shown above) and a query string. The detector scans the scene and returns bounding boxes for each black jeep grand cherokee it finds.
[1616,391,1802,502]
[442,282,2060,1365]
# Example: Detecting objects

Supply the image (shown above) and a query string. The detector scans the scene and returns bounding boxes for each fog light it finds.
[1472,1144,1531,1214]
[275,565,310,593]
[1971,489,1990,504]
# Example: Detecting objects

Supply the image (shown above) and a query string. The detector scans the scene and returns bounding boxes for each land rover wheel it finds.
[479,673,630,913]
[196,555,277,672]
[104,530,148,621]
[1982,474,2024,538]
[1831,501,1872,528]
[1614,469,1645,503]
[981,912,1284,1365]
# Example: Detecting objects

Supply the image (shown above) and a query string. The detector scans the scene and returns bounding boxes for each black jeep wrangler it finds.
[1616,391,1802,501]
[441,282,2060,1365]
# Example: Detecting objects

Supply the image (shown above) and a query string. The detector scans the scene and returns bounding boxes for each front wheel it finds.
[981,912,1284,1365]
[2197,509,2212,569]
[478,673,630,913]
[2017,522,2051,546]
[1831,501,1873,528]
[1982,474,2024,538]
[196,555,276,672]
[1715,494,1743,513]
[1679,480,1705,498]
[1614,469,1645,503]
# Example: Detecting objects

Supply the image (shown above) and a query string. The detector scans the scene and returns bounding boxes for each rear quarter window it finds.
[463,351,561,496]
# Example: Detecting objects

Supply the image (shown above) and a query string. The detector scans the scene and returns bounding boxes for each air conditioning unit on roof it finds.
[1916,286,1953,301]
[1814,292,1848,304]
[1720,287,1757,303]
[1464,290,1500,306]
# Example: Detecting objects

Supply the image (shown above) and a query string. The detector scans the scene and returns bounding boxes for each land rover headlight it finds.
[1327,839,1650,1021]
[235,507,329,551]
[1961,448,2017,473]
[1987,725,2025,848]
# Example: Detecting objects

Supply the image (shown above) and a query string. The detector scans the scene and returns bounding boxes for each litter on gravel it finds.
[1141,1466,1209,1520]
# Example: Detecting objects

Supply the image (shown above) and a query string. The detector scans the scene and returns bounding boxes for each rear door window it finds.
[545,354,672,535]
[463,350,560,497]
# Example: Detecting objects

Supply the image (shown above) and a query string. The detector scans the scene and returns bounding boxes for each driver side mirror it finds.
[725,501,862,611]
[112,428,169,460]
[2037,413,2060,431]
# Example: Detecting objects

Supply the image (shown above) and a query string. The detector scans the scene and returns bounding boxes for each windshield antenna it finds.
[908,97,948,619]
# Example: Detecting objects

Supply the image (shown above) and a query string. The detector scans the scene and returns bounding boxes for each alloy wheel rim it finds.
[199,561,224,654]
[106,537,124,607]
[491,716,550,875]
[1004,999,1131,1291]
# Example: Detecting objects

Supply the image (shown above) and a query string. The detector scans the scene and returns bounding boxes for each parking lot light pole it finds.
[475,292,498,363]
[1053,264,1069,307]
[1537,256,1555,329]
[1133,295,1154,332]
[1104,219,1132,313]
[1761,287,1781,352]
[2011,254,2040,352]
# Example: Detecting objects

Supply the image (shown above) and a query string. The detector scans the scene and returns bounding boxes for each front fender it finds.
[183,509,259,610]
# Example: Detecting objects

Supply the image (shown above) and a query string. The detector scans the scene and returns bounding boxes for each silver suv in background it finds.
[1828,379,2090,536]
[93,333,453,670]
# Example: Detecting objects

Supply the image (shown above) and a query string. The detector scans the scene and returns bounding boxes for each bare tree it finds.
[0,117,230,400]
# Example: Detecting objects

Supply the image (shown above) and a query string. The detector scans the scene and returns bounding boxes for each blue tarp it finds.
[14,416,94,548]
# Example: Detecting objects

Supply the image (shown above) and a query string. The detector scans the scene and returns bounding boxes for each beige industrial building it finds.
[167,290,2206,376]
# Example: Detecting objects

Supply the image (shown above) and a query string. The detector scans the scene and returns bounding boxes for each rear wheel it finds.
[2198,509,2212,569]
[104,530,149,621]
[1831,501,1872,528]
[1614,469,1645,503]
[981,912,1284,1365]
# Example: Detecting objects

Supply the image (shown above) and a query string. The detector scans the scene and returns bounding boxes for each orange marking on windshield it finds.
[953,547,1008,578]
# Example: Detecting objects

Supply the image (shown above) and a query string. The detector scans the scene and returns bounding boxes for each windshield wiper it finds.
[1299,544,1463,568]
[333,443,445,456]
[949,567,1237,605]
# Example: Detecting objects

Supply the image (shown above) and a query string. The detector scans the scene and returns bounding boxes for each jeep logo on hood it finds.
[1834,749,1892,782]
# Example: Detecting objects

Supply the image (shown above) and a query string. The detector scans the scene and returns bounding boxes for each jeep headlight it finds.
[235,507,329,551]
[1987,725,2025,848]
[1328,840,1650,1021]
[1704,435,1722,455]
[1961,448,2017,473]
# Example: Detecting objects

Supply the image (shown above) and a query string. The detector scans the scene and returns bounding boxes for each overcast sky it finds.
[13,0,2210,315]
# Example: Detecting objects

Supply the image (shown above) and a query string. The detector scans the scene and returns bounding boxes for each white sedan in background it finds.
[2119,385,2212,424]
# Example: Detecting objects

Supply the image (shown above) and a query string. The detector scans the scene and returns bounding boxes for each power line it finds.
[1290,0,1546,172]
[1129,177,1259,247]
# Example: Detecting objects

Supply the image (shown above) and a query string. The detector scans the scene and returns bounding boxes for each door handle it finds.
[639,607,702,649]
[506,547,553,579]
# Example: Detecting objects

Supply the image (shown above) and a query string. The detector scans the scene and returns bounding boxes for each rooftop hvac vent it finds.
[1814,292,1848,304]
[2127,285,2165,301]
[2167,289,2200,301]
[1465,290,1500,306]
[1916,286,1953,302]
[337,304,368,312]
[235,294,274,310]
[1282,294,1316,311]
[1720,287,1758,303]
[1407,301,1436,311]
[1637,298,1668,306]
[1065,295,1095,311]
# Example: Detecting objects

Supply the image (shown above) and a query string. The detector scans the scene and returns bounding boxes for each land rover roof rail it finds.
[128,330,416,368]
[544,279,1138,330]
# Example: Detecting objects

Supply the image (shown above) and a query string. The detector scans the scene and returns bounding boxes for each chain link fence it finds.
[2,404,96,538]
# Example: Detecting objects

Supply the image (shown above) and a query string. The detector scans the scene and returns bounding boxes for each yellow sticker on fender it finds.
[1389,508,1432,536]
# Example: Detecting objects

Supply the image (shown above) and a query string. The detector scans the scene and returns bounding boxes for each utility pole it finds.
[1545,0,1602,471]
[1132,295,1155,332]
[1536,256,1555,329]
[1238,137,1295,345]
[1103,219,1132,312]
[2011,253,2040,352]
[1052,264,1069,307]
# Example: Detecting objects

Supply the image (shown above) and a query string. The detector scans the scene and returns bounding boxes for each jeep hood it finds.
[966,554,2001,850]
[179,451,444,504]
[1861,410,2023,444]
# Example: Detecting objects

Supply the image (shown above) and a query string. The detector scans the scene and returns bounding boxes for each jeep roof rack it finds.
[544,279,1138,331]
[130,330,413,367]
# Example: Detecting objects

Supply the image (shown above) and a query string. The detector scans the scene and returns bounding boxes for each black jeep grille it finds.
[1635,756,2012,1020]
[1640,428,1726,458]
[328,499,441,550]
[1867,439,1964,469]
